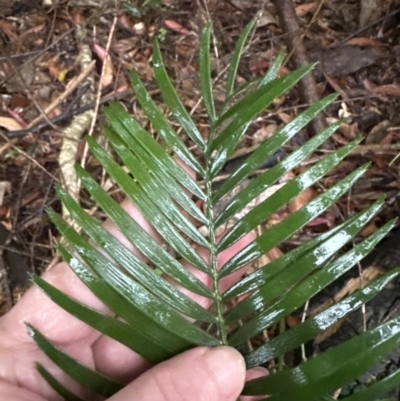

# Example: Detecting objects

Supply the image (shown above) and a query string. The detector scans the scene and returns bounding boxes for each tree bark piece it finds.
[272,0,326,137]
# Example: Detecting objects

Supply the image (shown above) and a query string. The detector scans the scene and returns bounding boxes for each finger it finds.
[0,262,105,345]
[0,380,47,401]
[107,346,246,401]
[241,367,269,401]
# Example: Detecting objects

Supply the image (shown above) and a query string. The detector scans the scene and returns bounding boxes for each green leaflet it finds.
[217,136,362,251]
[223,199,384,299]
[243,315,400,400]
[199,22,216,124]
[56,184,215,321]
[75,165,213,303]
[210,65,315,176]
[245,267,400,368]
[212,95,338,206]
[225,18,257,99]
[48,209,218,347]
[36,364,86,401]
[87,136,210,273]
[228,220,395,346]
[225,201,388,325]
[152,39,206,152]
[28,324,123,398]
[33,274,172,363]
[220,164,370,276]
[103,103,206,200]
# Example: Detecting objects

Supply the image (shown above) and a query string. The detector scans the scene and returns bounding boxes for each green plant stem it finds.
[205,169,227,344]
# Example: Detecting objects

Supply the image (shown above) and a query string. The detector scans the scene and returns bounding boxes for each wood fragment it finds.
[272,0,326,137]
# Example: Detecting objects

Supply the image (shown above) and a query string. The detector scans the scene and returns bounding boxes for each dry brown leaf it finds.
[346,37,386,48]
[0,182,11,206]
[324,73,348,100]
[360,221,378,237]
[0,205,8,219]
[256,9,279,27]
[286,315,301,328]
[164,20,191,35]
[373,84,400,97]
[373,132,393,168]
[289,187,316,213]
[47,58,63,81]
[0,20,18,40]
[295,2,318,17]
[339,122,358,140]
[94,44,115,88]
[253,124,277,144]
[0,117,24,131]
[277,112,292,124]
[249,59,290,75]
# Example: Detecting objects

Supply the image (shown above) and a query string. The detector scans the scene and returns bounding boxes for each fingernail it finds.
[204,346,246,394]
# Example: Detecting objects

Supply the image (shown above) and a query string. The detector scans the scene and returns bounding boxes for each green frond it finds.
[29,20,400,401]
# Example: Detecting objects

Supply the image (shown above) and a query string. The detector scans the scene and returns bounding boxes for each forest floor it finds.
[1,1,400,384]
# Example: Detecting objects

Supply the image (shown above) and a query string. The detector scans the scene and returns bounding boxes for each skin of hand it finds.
[0,196,267,401]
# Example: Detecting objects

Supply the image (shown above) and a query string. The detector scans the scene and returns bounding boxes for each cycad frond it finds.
[29,20,400,400]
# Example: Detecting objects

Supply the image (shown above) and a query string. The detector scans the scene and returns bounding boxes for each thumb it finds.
[107,346,246,401]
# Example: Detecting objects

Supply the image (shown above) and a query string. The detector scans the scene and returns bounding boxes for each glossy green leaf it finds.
[87,136,210,273]
[220,77,262,115]
[104,103,206,200]
[212,63,313,144]
[199,22,216,124]
[214,63,312,133]
[212,95,338,206]
[33,274,171,363]
[342,368,400,401]
[225,201,387,324]
[103,124,207,225]
[76,164,211,297]
[259,47,286,86]
[48,209,218,347]
[57,183,214,321]
[223,203,381,300]
[218,136,361,251]
[28,324,123,397]
[96,133,208,247]
[152,39,206,152]
[36,364,85,401]
[244,314,400,400]
[245,267,400,368]
[55,244,187,360]
[129,70,205,175]
[220,164,369,276]
[229,219,395,346]
[210,65,315,176]
[225,18,257,98]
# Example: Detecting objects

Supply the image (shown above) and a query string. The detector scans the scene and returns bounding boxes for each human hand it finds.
[0,196,266,401]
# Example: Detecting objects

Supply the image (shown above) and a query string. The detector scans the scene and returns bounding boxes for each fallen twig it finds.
[272,0,326,137]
